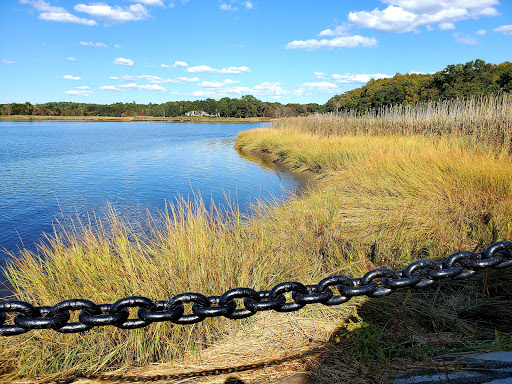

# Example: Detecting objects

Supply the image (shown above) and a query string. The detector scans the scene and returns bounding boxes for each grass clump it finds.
[2,94,512,382]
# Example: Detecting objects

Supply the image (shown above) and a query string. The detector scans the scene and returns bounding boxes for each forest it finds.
[2,59,511,118]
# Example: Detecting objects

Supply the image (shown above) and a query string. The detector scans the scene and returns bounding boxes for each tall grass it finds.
[274,94,512,153]
[1,198,357,380]
[236,132,512,265]
[2,95,512,381]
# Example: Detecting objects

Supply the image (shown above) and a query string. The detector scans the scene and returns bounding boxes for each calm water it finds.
[0,121,310,268]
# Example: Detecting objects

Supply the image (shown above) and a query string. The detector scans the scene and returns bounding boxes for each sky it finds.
[0,0,511,105]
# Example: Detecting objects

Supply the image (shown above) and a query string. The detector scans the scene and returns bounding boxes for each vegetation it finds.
[2,59,511,120]
[0,95,321,119]
[325,59,512,112]
[1,94,512,382]
[235,97,512,261]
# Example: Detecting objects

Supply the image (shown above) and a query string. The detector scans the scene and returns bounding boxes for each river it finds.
[0,121,312,294]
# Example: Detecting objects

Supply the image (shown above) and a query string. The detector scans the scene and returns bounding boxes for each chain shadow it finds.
[306,268,512,383]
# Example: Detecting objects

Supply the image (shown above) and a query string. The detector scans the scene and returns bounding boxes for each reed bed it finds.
[274,94,512,153]
[2,95,512,382]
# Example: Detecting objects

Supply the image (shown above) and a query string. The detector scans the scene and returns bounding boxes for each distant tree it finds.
[1,104,12,115]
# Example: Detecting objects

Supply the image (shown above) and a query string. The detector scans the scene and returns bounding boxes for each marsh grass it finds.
[273,94,512,153]
[2,197,361,381]
[2,95,512,382]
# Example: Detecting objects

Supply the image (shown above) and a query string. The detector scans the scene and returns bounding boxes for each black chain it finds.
[1,241,511,337]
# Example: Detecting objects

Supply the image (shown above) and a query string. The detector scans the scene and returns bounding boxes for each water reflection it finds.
[236,148,316,195]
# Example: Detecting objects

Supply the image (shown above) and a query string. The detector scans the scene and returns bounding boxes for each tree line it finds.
[2,60,511,118]
[325,59,512,112]
[0,95,322,119]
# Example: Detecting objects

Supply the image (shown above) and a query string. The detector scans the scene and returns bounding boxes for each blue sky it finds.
[1,0,511,105]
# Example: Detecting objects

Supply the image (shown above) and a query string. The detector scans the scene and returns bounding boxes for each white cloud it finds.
[188,79,337,100]
[348,6,416,33]
[453,33,478,44]
[2,60,16,64]
[332,73,392,83]
[285,35,378,50]
[299,82,340,93]
[110,75,199,83]
[113,57,134,66]
[476,29,487,35]
[66,89,94,96]
[20,0,59,12]
[494,25,512,35]
[314,72,327,79]
[80,41,107,47]
[478,7,499,17]
[346,0,499,33]
[39,12,97,25]
[223,86,254,94]
[160,76,200,83]
[100,83,166,91]
[161,60,188,68]
[66,57,77,61]
[114,44,121,48]
[200,81,225,88]
[186,65,251,74]
[76,86,90,89]
[220,3,239,11]
[169,0,190,8]
[20,0,97,25]
[128,0,164,6]
[98,85,120,91]
[62,74,82,80]
[110,75,158,81]
[191,91,210,97]
[123,83,166,91]
[254,82,287,97]
[318,25,348,37]
[439,22,455,30]
[219,1,253,11]
[380,0,497,14]
[74,3,150,24]
[200,79,240,88]
[186,65,214,73]
[190,82,284,99]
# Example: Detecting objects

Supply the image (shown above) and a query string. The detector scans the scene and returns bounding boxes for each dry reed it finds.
[273,94,512,153]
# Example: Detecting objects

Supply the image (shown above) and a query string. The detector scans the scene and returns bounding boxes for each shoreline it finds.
[0,115,273,123]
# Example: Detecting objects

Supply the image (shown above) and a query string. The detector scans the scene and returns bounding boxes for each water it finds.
[0,121,309,270]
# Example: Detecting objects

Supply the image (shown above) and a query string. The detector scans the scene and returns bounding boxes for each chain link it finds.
[1,241,511,337]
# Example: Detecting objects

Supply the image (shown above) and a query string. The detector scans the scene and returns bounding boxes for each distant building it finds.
[184,110,220,117]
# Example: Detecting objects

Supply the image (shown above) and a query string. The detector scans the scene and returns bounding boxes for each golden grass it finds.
[2,95,512,382]
[2,198,364,381]
[236,129,512,266]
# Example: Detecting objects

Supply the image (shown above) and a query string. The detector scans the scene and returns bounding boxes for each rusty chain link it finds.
[1,241,511,337]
